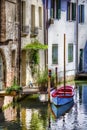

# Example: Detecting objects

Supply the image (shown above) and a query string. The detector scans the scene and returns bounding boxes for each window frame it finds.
[79,4,84,23]
[52,44,58,65]
[68,44,73,63]
[50,0,61,19]
[67,2,76,21]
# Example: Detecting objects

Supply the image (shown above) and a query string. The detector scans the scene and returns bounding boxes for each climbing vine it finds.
[23,39,48,75]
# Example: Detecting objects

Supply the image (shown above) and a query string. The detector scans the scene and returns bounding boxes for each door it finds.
[84,42,87,72]
[0,54,3,90]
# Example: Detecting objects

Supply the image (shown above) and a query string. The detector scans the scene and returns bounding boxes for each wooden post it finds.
[64,34,66,90]
[55,67,58,87]
[48,69,51,102]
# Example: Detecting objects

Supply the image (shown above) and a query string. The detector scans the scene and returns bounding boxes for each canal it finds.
[0,82,87,130]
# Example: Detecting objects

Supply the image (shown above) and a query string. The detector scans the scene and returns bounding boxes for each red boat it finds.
[51,86,74,106]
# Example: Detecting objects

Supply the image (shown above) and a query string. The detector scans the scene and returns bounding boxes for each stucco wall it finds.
[21,0,45,85]
[48,0,87,81]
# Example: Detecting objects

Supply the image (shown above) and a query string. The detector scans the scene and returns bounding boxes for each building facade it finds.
[43,0,87,82]
[21,0,45,86]
[0,0,19,90]
[0,0,45,90]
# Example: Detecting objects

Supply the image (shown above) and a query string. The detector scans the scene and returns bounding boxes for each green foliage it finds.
[23,39,48,76]
[23,39,48,50]
[29,49,39,65]
[30,112,45,130]
[37,69,56,91]
[6,83,22,94]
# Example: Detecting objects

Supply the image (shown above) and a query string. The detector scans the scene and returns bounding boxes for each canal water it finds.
[0,82,87,130]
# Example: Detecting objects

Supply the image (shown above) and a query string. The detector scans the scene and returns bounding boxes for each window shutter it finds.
[81,5,84,23]
[79,5,84,23]
[79,5,80,23]
[67,2,70,20]
[50,0,53,18]
[72,3,76,20]
[56,0,61,19]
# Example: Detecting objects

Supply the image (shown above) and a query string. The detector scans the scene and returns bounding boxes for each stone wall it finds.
[0,0,6,42]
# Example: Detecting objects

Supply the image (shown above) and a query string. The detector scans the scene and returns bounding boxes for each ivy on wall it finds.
[23,39,48,75]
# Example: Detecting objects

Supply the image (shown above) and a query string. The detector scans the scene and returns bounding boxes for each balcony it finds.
[21,26,29,37]
[30,27,38,37]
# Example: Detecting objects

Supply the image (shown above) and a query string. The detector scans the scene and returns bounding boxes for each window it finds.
[11,50,15,67]
[68,44,73,63]
[39,7,42,28]
[52,44,58,64]
[79,5,84,23]
[50,0,61,19]
[31,5,35,28]
[67,2,76,21]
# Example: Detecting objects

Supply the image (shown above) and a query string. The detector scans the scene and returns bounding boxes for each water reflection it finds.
[0,83,87,129]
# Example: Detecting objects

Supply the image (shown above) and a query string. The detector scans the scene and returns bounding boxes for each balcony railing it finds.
[21,25,29,36]
[30,27,38,37]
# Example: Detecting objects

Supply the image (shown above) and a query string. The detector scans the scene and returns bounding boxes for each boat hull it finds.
[52,96,73,106]
[51,100,74,118]
[51,86,74,106]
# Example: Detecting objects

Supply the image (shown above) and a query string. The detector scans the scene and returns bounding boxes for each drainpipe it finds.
[75,0,78,76]
[17,0,21,86]
[44,0,48,68]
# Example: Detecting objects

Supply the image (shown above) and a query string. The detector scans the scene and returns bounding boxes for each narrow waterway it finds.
[0,82,87,130]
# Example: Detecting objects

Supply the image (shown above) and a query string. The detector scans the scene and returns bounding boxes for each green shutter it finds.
[52,44,58,64]
[56,0,61,19]
[68,44,73,62]
[72,3,76,20]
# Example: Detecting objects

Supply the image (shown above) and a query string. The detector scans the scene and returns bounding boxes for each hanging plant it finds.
[23,39,48,75]
[29,49,39,65]
[23,39,48,51]
[23,39,48,65]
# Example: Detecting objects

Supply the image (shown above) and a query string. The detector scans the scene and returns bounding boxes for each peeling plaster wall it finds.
[21,0,45,85]
[0,0,18,88]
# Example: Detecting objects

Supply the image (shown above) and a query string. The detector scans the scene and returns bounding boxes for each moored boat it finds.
[51,85,74,106]
[50,100,74,119]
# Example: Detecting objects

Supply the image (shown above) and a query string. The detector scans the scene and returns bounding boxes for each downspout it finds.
[75,0,78,76]
[17,0,21,86]
[44,0,48,68]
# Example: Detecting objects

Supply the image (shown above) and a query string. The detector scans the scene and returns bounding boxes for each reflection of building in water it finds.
[4,105,17,121]
[3,96,13,107]
[20,108,27,130]
[0,97,4,109]
[82,85,87,104]
[26,109,32,129]
[3,96,17,121]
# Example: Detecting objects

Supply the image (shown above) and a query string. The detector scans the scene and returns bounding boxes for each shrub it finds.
[37,69,56,91]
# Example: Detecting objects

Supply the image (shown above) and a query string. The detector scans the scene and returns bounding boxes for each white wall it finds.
[48,0,87,79]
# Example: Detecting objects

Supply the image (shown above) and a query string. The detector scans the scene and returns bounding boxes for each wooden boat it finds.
[51,86,74,106]
[50,100,74,119]
[51,34,74,106]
